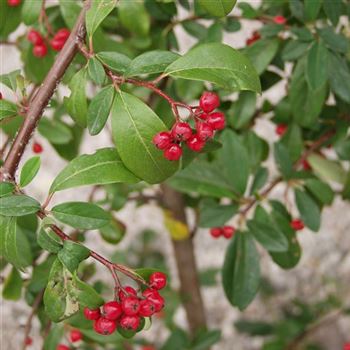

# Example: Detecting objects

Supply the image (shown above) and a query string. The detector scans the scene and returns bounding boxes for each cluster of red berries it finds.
[246,31,261,46]
[27,28,70,58]
[210,225,236,239]
[153,91,226,161]
[290,219,304,231]
[32,142,43,154]
[7,0,21,6]
[83,272,167,336]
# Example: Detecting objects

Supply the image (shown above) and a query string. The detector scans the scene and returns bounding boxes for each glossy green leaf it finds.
[318,27,349,53]
[38,118,73,145]
[222,231,260,310]
[250,167,268,195]
[304,0,322,21]
[229,91,256,129]
[100,217,126,244]
[198,0,237,17]
[274,142,294,179]
[323,0,343,25]
[64,69,88,127]
[43,324,64,350]
[21,0,42,25]
[50,148,139,193]
[19,156,41,187]
[305,178,334,205]
[191,329,222,350]
[0,216,32,270]
[87,86,115,135]
[88,57,106,85]
[243,131,269,172]
[0,70,21,91]
[111,91,178,184]
[37,227,63,254]
[0,99,17,120]
[58,240,90,273]
[125,50,180,77]
[165,43,261,93]
[59,0,82,28]
[281,40,310,61]
[295,189,321,232]
[86,0,117,39]
[0,195,40,216]
[306,41,329,90]
[182,21,207,40]
[281,123,303,162]
[0,182,15,197]
[2,267,22,300]
[52,202,110,230]
[96,51,131,74]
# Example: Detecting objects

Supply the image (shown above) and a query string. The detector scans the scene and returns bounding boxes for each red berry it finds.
[246,31,261,46]
[27,29,43,45]
[171,122,192,141]
[275,123,287,136]
[69,329,82,343]
[102,301,122,320]
[164,144,182,161]
[25,336,33,346]
[139,299,156,317]
[196,122,214,141]
[149,271,167,290]
[153,131,172,150]
[119,315,140,331]
[302,159,311,171]
[50,38,65,51]
[32,142,43,153]
[56,345,70,350]
[186,134,205,152]
[142,346,156,350]
[290,219,304,231]
[222,226,235,239]
[273,15,287,25]
[83,307,101,320]
[142,289,164,312]
[210,227,222,238]
[33,44,47,58]
[0,92,2,99]
[93,317,117,335]
[344,343,350,350]
[122,296,140,316]
[118,286,137,301]
[207,112,226,130]
[7,0,21,6]
[55,28,70,41]
[199,91,220,113]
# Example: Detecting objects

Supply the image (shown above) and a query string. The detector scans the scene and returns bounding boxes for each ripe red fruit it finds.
[139,299,156,317]
[164,144,182,161]
[27,30,43,45]
[83,307,101,320]
[222,226,235,239]
[50,38,65,51]
[118,286,137,301]
[142,346,156,350]
[56,345,70,350]
[69,329,82,343]
[171,122,192,141]
[290,219,305,231]
[149,271,167,290]
[55,28,70,41]
[102,301,123,320]
[142,289,164,312]
[246,31,261,46]
[302,159,311,171]
[199,91,220,113]
[122,296,140,316]
[93,317,117,335]
[152,131,172,150]
[196,122,214,141]
[119,315,140,331]
[0,92,2,99]
[33,44,48,58]
[186,134,205,152]
[207,112,226,130]
[32,142,43,153]
[7,0,21,6]
[273,15,287,25]
[25,336,33,346]
[210,227,222,238]
[275,123,287,136]
[343,343,350,350]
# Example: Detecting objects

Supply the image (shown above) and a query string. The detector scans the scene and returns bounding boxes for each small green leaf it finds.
[222,232,260,310]
[0,182,15,197]
[197,0,237,17]
[229,91,257,129]
[59,0,82,28]
[306,41,329,90]
[295,189,321,232]
[274,142,294,179]
[88,86,115,135]
[52,202,110,230]
[305,178,334,205]
[37,226,63,254]
[2,267,22,300]
[21,0,42,25]
[250,167,268,195]
[165,43,261,93]
[318,27,349,53]
[281,40,310,61]
[304,0,322,21]
[0,99,17,120]
[323,0,343,26]
[96,52,131,74]
[50,148,139,193]
[19,156,41,187]
[38,118,73,145]
[88,57,106,85]
[0,195,40,216]
[199,199,237,228]
[100,217,126,244]
[191,329,222,350]
[0,70,21,91]
[58,240,90,273]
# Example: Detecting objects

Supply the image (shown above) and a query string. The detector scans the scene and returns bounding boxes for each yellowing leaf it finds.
[163,210,189,240]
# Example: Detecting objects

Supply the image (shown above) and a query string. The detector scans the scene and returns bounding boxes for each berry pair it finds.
[210,226,235,239]
[153,91,226,161]
[84,272,167,336]
[50,28,70,51]
[290,219,304,231]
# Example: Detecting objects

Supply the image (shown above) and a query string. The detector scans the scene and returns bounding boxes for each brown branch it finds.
[0,0,92,182]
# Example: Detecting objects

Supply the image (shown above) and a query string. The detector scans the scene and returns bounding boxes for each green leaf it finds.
[304,179,334,205]
[43,324,64,350]
[323,0,343,26]
[86,0,117,39]
[165,43,261,93]
[64,69,88,127]
[222,231,260,310]
[243,38,280,75]
[59,0,82,29]
[88,57,106,85]
[191,329,221,350]
[304,0,322,21]
[199,198,237,228]
[0,99,17,120]
[250,167,268,195]
[248,219,289,252]
[87,86,115,135]
[182,21,207,40]
[125,50,180,77]
[58,240,90,273]
[19,156,40,187]
[235,320,274,336]
[281,123,303,162]
[0,195,40,216]
[50,148,139,193]
[0,182,15,197]
[318,27,349,53]
[52,202,110,230]
[111,91,178,184]
[274,143,294,179]
[2,267,22,300]
[37,227,63,254]
[38,118,73,145]
[229,91,257,129]
[100,217,126,244]
[21,0,42,25]
[0,70,21,91]
[197,0,237,17]
[306,41,329,90]
[295,189,321,232]
[0,216,33,270]
[118,0,150,36]
[218,130,249,195]
[96,51,131,74]
[243,131,269,172]
[281,40,310,61]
